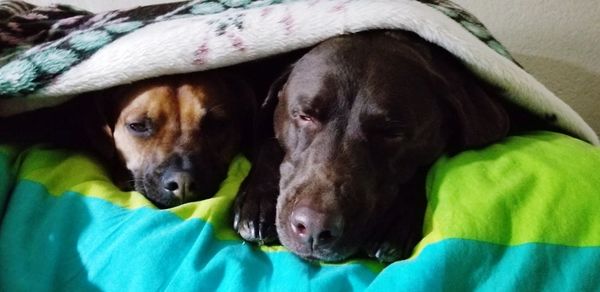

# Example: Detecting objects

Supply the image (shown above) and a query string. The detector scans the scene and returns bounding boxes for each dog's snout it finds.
[162,171,195,200]
[290,206,343,248]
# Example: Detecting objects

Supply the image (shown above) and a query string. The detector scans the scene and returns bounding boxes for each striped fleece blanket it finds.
[1,0,599,290]
[2,132,599,290]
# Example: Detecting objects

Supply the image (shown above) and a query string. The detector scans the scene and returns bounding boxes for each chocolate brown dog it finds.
[0,71,256,208]
[233,30,511,262]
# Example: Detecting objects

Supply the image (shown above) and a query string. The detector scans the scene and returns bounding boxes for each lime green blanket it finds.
[1,131,599,290]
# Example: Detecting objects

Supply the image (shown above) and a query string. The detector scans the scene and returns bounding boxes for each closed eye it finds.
[374,129,406,139]
[128,122,147,132]
[298,114,314,122]
[292,109,318,125]
[382,131,406,140]
[126,118,153,136]
[368,121,408,141]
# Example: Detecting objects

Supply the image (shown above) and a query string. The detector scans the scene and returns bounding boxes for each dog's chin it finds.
[139,186,179,208]
[280,237,358,263]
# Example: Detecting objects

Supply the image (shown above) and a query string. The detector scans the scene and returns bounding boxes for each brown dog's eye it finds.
[129,123,146,132]
[127,119,152,135]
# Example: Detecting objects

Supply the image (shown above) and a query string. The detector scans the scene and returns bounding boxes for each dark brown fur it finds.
[234,30,510,262]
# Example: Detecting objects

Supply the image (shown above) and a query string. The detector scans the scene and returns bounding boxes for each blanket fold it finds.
[0,0,597,144]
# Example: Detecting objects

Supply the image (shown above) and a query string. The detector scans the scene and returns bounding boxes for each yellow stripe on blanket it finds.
[2,144,250,241]
[3,130,599,259]
[416,131,600,254]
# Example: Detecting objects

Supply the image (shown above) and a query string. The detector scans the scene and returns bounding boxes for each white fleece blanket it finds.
[0,0,597,144]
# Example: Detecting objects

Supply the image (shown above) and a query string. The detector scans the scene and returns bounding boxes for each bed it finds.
[1,0,599,290]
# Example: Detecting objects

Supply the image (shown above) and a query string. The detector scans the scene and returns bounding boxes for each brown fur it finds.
[0,71,256,208]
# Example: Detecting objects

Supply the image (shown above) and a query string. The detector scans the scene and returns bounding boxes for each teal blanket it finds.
[2,131,599,290]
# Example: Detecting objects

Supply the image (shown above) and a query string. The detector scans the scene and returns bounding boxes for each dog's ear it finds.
[383,29,508,150]
[259,68,291,139]
[77,89,121,162]
[431,49,509,150]
[77,88,134,189]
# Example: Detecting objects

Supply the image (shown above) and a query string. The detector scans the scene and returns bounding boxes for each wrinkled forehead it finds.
[284,48,356,114]
[118,77,234,118]
[284,41,436,115]
[286,54,336,98]
[119,85,176,118]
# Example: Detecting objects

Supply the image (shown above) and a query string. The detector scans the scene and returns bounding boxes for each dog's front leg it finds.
[233,138,284,244]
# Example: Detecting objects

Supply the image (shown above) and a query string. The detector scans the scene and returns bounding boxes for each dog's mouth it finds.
[293,247,353,263]
[131,177,180,208]
[297,253,346,263]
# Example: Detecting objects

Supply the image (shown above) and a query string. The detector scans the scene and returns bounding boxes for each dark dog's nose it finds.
[290,206,343,248]
[162,171,195,200]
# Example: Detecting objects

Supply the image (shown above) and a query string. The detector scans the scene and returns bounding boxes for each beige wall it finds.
[453,0,600,134]
[28,0,600,133]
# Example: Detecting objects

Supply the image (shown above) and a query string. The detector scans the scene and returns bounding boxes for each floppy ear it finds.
[76,89,121,162]
[383,29,508,149]
[257,68,291,140]
[76,88,134,189]
[430,49,509,150]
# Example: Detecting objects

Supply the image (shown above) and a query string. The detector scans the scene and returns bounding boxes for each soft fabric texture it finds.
[0,0,597,144]
[1,131,599,290]
[1,1,599,290]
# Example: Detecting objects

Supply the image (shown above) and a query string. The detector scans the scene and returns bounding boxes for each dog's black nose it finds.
[290,206,343,249]
[162,171,195,201]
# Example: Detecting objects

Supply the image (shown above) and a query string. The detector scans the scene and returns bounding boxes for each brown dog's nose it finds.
[290,206,343,248]
[163,171,195,200]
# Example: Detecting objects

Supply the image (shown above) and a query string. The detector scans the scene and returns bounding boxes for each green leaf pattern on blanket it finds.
[68,31,113,51]
[29,49,78,74]
[0,60,37,93]
[0,0,515,98]
[103,21,144,34]
[190,3,228,15]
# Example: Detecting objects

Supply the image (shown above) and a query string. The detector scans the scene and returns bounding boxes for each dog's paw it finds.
[364,228,421,262]
[363,204,425,262]
[233,184,278,244]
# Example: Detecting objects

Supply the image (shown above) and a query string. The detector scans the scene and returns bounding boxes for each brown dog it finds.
[234,30,512,262]
[0,71,256,208]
